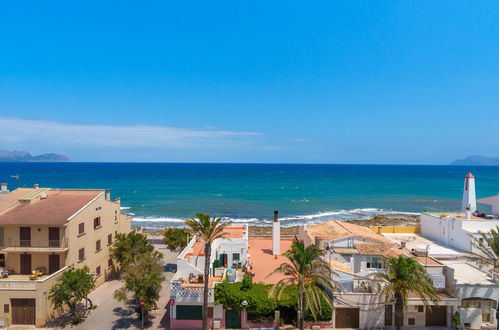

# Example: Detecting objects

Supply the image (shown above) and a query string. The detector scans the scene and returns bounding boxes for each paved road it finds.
[67,244,177,330]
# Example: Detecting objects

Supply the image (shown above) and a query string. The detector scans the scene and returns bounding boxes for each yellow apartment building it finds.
[0,184,131,327]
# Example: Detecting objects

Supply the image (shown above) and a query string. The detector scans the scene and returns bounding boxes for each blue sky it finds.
[1,1,499,163]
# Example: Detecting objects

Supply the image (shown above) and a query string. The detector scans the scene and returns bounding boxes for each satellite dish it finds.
[40,192,47,199]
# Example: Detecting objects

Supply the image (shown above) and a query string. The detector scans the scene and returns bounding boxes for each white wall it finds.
[212,237,247,268]
[334,293,385,329]
[457,284,499,301]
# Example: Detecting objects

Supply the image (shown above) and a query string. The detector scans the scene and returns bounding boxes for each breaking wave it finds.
[131,208,420,230]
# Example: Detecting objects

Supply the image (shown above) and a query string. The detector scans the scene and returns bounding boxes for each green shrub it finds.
[215,281,332,322]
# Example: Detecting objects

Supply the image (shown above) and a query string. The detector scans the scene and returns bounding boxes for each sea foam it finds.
[130,208,420,230]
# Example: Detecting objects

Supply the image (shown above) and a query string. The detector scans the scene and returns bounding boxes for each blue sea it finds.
[1,163,499,229]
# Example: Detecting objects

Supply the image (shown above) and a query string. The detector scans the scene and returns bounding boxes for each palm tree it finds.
[466,226,499,268]
[375,256,439,330]
[268,239,337,330]
[466,226,499,330]
[185,213,229,330]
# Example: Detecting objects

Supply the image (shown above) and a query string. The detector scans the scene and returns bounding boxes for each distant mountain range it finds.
[450,155,499,166]
[0,150,69,162]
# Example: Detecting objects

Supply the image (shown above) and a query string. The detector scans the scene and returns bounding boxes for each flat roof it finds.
[426,212,488,221]
[441,261,496,286]
[383,233,464,258]
[247,238,293,284]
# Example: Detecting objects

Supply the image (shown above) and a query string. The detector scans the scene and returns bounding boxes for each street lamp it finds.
[241,300,248,329]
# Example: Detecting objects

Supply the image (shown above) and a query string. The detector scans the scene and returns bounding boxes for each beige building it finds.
[0,184,131,327]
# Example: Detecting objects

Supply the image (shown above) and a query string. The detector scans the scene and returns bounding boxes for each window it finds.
[108,234,113,245]
[96,240,101,252]
[78,248,85,262]
[114,210,118,222]
[0,254,5,268]
[93,217,101,229]
[96,266,101,276]
[176,305,202,320]
[95,206,102,211]
[408,318,415,326]
[366,256,382,269]
[0,227,4,246]
[78,223,85,235]
[232,253,240,261]
[4,304,9,313]
[208,307,214,318]
[347,238,354,248]
[108,258,113,268]
[416,305,424,312]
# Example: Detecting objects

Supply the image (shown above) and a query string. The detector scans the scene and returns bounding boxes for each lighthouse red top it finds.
[465,173,475,179]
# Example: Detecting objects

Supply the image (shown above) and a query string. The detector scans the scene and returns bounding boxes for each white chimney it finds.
[33,183,39,189]
[272,210,280,256]
[1,183,7,192]
[105,189,111,200]
[461,173,476,213]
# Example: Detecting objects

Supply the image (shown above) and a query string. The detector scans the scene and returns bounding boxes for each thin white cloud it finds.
[0,116,263,149]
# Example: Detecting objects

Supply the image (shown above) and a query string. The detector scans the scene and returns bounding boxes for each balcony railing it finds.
[0,266,68,290]
[170,281,214,302]
[2,239,68,250]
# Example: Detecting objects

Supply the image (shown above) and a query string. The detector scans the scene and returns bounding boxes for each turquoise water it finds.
[1,163,499,229]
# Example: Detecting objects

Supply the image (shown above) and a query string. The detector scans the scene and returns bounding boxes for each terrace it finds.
[0,266,68,290]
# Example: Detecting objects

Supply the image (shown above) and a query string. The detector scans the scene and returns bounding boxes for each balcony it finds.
[1,239,69,252]
[0,266,68,291]
[170,281,215,303]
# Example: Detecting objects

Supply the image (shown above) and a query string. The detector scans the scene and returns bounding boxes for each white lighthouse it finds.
[272,210,280,256]
[461,172,477,213]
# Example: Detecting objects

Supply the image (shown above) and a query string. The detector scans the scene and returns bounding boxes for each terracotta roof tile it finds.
[306,221,354,241]
[0,191,101,225]
[330,260,354,275]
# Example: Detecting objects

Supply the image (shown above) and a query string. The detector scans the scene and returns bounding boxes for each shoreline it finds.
[143,213,420,235]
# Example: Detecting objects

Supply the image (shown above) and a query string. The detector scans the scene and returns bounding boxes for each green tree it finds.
[185,213,229,330]
[268,239,337,330]
[215,279,277,321]
[49,266,96,317]
[376,256,439,330]
[114,251,165,313]
[163,227,190,252]
[110,232,154,269]
[110,231,165,320]
[467,226,499,268]
[466,226,499,329]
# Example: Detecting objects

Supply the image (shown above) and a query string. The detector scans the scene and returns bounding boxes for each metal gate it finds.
[426,305,447,326]
[335,308,360,328]
[11,299,36,325]
[225,309,241,329]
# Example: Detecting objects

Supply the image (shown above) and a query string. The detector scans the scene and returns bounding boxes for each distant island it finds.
[450,155,499,166]
[0,150,69,162]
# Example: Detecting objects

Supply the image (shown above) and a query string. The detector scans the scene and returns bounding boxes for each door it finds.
[384,305,393,326]
[20,254,32,275]
[20,227,31,247]
[49,227,60,247]
[219,253,227,267]
[335,308,360,328]
[225,309,241,329]
[426,305,447,326]
[11,299,36,325]
[49,254,60,274]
